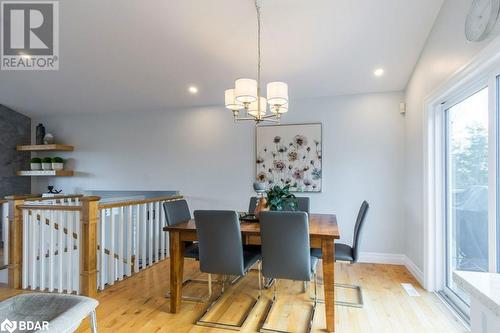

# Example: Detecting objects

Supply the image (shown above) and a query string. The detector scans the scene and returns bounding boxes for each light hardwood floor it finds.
[0,260,466,333]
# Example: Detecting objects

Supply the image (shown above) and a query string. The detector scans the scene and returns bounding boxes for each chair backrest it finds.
[352,201,369,262]
[249,197,258,213]
[163,200,191,226]
[248,196,310,213]
[259,211,312,281]
[194,210,245,276]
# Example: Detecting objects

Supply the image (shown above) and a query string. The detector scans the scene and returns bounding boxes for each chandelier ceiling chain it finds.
[224,0,289,124]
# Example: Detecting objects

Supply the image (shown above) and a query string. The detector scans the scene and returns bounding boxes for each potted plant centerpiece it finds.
[42,157,52,170]
[30,157,42,170]
[52,157,64,171]
[265,184,298,211]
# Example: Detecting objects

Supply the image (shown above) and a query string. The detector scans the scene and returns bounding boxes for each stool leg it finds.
[90,310,98,333]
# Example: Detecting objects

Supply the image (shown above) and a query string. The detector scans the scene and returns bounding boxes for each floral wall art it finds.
[256,123,322,192]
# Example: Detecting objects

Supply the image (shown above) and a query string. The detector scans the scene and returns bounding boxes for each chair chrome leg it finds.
[259,279,316,333]
[264,277,275,289]
[310,282,364,308]
[165,274,222,302]
[196,274,261,331]
[334,283,363,308]
[89,310,98,333]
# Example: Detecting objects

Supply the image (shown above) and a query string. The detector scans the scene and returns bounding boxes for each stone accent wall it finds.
[0,104,31,198]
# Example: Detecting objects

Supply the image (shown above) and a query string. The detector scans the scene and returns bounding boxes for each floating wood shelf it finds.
[16,144,74,152]
[17,170,74,177]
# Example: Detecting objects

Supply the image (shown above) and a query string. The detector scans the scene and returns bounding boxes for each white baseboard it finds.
[358,252,405,265]
[357,252,424,287]
[403,256,425,287]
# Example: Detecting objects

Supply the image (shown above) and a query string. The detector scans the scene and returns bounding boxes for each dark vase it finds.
[35,123,45,145]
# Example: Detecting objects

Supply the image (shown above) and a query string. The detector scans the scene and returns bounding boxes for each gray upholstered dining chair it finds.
[163,199,208,302]
[194,210,262,330]
[311,200,369,308]
[259,211,318,333]
[248,196,310,214]
[0,293,98,333]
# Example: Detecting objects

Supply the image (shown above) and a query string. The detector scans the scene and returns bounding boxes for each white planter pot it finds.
[42,163,52,170]
[52,162,64,171]
[30,163,41,170]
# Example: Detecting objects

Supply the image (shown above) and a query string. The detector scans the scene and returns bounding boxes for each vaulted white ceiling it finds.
[0,0,444,116]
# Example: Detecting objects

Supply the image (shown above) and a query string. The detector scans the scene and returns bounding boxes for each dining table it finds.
[164,213,340,332]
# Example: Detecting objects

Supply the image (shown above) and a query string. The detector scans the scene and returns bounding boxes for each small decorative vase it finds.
[43,133,54,144]
[35,123,45,145]
[30,163,41,170]
[42,162,52,170]
[52,162,64,171]
[254,196,269,218]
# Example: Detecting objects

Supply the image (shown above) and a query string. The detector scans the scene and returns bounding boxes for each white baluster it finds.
[160,201,165,261]
[67,210,73,293]
[100,209,106,290]
[28,211,33,289]
[49,210,54,292]
[2,203,8,267]
[155,201,160,263]
[118,206,124,280]
[141,204,147,269]
[126,205,132,276]
[57,210,63,292]
[148,202,153,265]
[75,209,80,294]
[39,210,45,291]
[134,205,139,273]
[22,209,28,289]
[31,210,38,290]
[110,208,115,285]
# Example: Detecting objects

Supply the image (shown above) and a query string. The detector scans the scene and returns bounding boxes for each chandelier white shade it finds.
[248,97,267,117]
[266,82,288,106]
[235,79,258,103]
[271,103,288,114]
[225,0,289,124]
[224,89,244,110]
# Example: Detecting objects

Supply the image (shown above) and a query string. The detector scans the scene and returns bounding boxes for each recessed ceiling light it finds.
[373,68,385,77]
[188,86,198,94]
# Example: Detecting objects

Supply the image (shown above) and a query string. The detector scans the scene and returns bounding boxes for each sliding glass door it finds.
[444,87,489,313]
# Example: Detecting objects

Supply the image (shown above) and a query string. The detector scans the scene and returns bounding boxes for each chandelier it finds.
[224,0,289,124]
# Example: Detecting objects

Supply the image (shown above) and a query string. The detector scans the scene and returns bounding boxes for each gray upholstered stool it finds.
[0,293,98,333]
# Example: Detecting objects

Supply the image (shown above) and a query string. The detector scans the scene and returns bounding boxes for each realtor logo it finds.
[1,1,59,70]
[0,319,16,333]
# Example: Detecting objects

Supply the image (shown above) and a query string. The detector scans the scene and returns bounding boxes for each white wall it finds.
[404,0,493,273]
[33,92,406,255]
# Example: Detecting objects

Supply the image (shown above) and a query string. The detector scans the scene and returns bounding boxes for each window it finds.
[444,87,489,310]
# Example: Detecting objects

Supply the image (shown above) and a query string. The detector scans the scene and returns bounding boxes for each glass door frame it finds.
[437,68,499,318]
[441,83,489,316]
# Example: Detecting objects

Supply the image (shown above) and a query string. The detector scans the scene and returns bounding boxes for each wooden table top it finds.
[163,213,340,240]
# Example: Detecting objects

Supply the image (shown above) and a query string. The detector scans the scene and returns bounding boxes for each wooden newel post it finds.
[80,196,101,298]
[6,195,30,289]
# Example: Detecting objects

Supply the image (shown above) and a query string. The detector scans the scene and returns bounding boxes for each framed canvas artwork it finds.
[255,123,322,192]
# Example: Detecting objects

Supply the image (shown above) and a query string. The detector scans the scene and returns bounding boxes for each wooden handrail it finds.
[0,199,7,204]
[25,194,84,202]
[98,195,183,209]
[16,204,82,211]
[5,194,42,200]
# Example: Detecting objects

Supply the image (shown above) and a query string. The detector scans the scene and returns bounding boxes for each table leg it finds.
[169,231,184,313]
[322,239,335,332]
